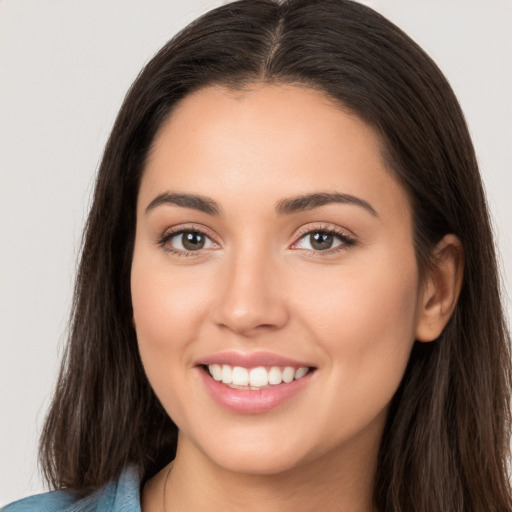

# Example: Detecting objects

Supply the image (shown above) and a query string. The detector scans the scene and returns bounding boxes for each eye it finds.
[293,227,356,253]
[159,228,218,255]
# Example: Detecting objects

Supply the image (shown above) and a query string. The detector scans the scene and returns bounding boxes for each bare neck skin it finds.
[142,421,382,512]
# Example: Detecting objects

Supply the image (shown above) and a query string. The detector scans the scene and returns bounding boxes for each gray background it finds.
[1,0,511,505]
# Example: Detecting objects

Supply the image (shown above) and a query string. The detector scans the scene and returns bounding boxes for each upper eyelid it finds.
[294,222,355,239]
[161,223,218,240]
[160,222,353,237]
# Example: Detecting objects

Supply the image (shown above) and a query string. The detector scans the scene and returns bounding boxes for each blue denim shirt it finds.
[2,466,141,512]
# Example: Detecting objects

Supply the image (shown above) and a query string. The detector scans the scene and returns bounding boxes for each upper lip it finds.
[196,351,314,369]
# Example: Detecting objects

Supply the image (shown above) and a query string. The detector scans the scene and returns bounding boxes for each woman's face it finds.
[131,84,425,475]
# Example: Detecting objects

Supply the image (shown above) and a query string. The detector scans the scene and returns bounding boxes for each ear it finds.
[415,234,464,342]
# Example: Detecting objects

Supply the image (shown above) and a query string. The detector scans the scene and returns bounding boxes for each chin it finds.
[188,428,312,476]
[213,449,307,476]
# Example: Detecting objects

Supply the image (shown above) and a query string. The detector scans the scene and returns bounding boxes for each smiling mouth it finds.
[202,364,315,390]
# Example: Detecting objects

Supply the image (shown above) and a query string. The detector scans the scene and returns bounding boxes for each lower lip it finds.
[198,367,314,414]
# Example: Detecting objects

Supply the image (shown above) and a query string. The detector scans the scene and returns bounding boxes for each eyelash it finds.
[157,223,356,258]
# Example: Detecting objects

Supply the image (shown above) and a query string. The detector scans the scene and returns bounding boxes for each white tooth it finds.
[294,367,308,380]
[209,364,222,381]
[282,367,295,383]
[221,364,233,384]
[232,366,249,386]
[268,366,283,385]
[249,367,268,387]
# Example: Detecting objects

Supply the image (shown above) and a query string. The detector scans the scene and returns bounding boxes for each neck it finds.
[154,432,379,512]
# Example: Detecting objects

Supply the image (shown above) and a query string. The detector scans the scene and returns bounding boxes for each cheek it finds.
[131,256,202,429]
[294,248,420,417]
[131,270,183,360]
[299,253,418,339]
[131,239,211,350]
[130,243,207,394]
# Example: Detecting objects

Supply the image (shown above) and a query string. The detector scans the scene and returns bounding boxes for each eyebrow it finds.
[146,192,220,215]
[145,191,378,217]
[275,192,378,217]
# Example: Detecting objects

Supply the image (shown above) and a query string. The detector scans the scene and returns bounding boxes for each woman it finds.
[3,0,511,510]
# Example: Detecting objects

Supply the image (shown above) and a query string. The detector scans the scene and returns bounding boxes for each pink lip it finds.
[196,351,313,369]
[197,366,315,414]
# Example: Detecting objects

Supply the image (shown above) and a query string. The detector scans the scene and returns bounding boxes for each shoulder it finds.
[2,466,142,512]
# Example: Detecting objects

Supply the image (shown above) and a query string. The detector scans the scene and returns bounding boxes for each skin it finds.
[132,84,462,512]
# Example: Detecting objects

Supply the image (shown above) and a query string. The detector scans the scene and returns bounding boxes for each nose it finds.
[212,249,290,338]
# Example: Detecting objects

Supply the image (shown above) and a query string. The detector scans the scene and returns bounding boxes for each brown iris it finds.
[181,231,206,251]
[309,232,334,250]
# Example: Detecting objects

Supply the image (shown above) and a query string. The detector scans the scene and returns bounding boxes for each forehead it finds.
[141,83,412,223]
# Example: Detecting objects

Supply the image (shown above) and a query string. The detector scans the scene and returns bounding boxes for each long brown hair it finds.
[39,1,512,510]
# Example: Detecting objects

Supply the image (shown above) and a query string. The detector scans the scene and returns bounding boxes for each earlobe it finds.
[415,234,464,342]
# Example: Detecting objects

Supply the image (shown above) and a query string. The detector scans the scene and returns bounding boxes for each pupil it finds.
[310,232,333,250]
[182,232,205,251]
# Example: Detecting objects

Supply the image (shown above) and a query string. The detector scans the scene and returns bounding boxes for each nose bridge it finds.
[213,240,289,336]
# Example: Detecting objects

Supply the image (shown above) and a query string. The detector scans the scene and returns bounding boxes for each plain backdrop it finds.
[1,0,511,506]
